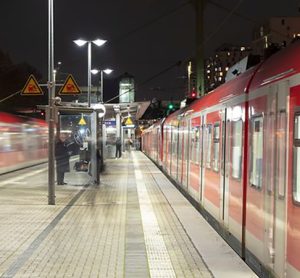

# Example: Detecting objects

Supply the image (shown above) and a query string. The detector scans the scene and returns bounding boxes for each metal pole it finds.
[195,0,205,96]
[87,41,92,107]
[100,70,104,103]
[48,0,55,205]
[99,70,104,176]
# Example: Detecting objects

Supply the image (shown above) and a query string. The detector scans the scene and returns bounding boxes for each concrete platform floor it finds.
[0,151,257,278]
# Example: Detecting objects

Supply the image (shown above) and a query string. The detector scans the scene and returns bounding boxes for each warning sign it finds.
[78,115,86,125]
[125,117,133,126]
[58,75,81,95]
[21,75,43,96]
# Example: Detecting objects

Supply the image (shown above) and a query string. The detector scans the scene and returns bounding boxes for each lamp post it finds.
[48,0,55,205]
[91,68,113,103]
[73,39,107,107]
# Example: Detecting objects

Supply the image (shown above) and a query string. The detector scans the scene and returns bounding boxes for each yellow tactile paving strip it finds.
[133,152,213,278]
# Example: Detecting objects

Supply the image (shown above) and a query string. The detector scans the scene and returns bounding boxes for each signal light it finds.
[168,103,174,110]
[191,88,197,98]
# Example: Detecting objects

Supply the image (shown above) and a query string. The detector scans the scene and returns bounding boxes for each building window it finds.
[250,116,264,189]
[293,114,300,203]
[281,19,285,25]
[232,120,242,179]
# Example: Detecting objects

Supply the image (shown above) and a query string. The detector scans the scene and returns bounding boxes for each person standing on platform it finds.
[115,137,122,159]
[55,133,70,185]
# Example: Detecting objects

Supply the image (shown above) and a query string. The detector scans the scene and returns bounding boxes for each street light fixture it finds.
[73,38,107,106]
[91,68,113,103]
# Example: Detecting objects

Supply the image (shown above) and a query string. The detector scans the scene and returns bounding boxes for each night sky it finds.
[0,0,299,102]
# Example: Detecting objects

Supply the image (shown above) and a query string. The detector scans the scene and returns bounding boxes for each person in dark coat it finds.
[115,137,122,158]
[55,134,70,185]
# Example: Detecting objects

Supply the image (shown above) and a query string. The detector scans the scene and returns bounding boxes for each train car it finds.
[142,41,300,278]
[141,120,163,165]
[0,112,48,174]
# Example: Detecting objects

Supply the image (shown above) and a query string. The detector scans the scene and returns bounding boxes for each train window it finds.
[1,133,11,152]
[191,126,200,164]
[213,123,220,172]
[205,124,212,168]
[184,123,189,162]
[232,120,242,179]
[267,112,276,193]
[199,125,203,167]
[172,127,178,159]
[277,111,286,198]
[293,114,300,203]
[163,129,167,163]
[178,126,183,160]
[168,128,172,163]
[250,116,264,189]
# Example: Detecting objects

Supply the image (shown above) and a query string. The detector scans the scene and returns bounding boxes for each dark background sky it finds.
[0,0,299,102]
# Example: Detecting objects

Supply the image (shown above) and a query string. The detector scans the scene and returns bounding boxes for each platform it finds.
[0,151,257,278]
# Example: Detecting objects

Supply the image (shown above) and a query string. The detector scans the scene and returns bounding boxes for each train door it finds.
[201,114,207,205]
[199,115,205,202]
[227,105,244,248]
[175,124,179,181]
[203,110,222,219]
[285,82,300,278]
[220,108,230,227]
[286,86,300,277]
[189,116,201,200]
[263,85,277,271]
[178,121,183,184]
[171,124,179,180]
[167,126,172,175]
[272,82,288,277]
[163,126,168,170]
[182,119,190,188]
[260,83,288,277]
[156,126,160,163]
[169,126,173,176]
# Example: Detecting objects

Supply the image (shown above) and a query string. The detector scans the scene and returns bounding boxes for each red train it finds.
[142,41,300,278]
[0,112,48,174]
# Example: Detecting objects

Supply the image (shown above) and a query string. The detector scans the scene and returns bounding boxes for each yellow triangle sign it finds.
[78,115,86,125]
[21,75,43,96]
[59,74,81,95]
[125,117,133,126]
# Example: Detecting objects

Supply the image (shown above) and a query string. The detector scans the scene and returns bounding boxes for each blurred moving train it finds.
[0,112,48,174]
[142,41,300,278]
